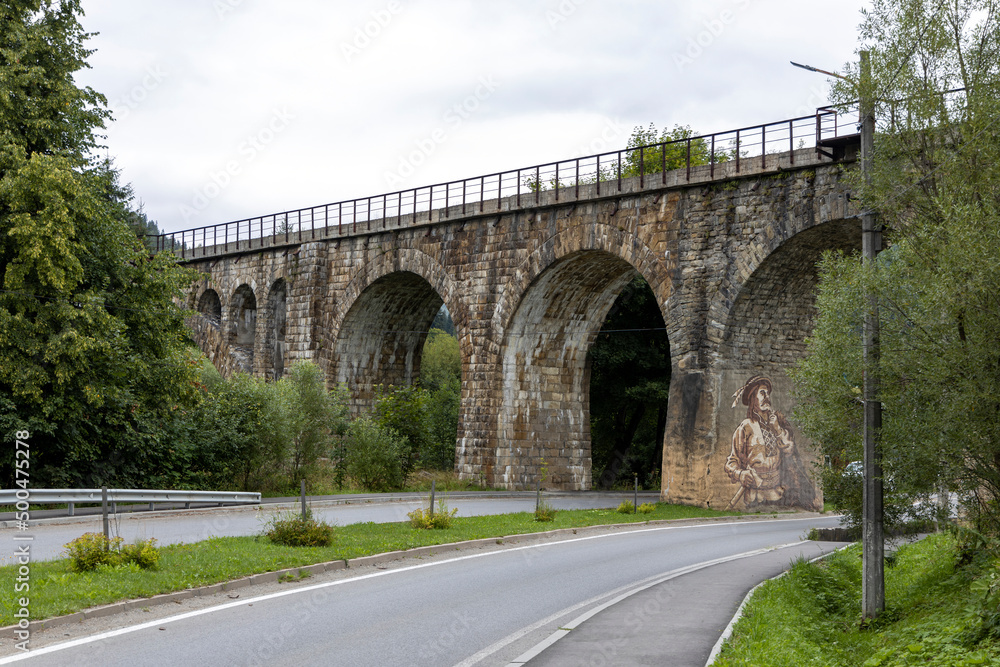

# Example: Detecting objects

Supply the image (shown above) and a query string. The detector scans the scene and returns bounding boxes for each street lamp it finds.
[793,52,884,618]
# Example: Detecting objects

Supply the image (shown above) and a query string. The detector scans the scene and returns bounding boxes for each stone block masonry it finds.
[181,146,859,510]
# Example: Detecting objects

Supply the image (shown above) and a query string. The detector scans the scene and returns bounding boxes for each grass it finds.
[714,532,1000,666]
[1,502,735,625]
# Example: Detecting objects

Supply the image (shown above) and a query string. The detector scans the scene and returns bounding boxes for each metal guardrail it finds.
[0,488,261,516]
[152,105,861,259]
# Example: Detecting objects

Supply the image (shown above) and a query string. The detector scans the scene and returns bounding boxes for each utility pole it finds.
[859,49,885,618]
[792,51,884,617]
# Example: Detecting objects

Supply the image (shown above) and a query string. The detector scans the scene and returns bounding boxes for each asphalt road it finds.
[2,493,660,564]
[0,514,843,666]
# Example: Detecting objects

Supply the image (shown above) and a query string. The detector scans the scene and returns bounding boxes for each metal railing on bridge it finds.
[153,104,860,259]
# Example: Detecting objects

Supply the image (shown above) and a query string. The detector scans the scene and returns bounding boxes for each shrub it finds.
[64,533,160,572]
[534,500,557,522]
[265,514,335,547]
[121,538,161,569]
[408,501,457,529]
[344,417,407,492]
[637,502,656,514]
[617,500,636,514]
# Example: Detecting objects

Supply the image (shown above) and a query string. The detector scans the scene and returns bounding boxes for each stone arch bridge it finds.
[168,113,862,510]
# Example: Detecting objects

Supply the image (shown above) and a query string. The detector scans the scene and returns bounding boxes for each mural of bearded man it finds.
[725,375,816,510]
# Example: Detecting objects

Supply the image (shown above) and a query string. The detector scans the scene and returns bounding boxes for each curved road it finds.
[1,514,843,666]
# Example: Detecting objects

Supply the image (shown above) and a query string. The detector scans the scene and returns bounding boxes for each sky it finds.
[74,0,870,235]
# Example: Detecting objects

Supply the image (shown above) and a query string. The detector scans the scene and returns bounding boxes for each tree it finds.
[420,327,460,393]
[344,416,406,492]
[420,326,461,470]
[791,0,1000,532]
[0,1,200,487]
[372,384,432,476]
[622,123,714,178]
[192,372,285,491]
[589,276,670,489]
[275,360,350,484]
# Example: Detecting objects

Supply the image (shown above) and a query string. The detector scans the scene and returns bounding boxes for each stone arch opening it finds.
[332,271,444,414]
[228,284,257,374]
[498,249,655,490]
[263,279,287,381]
[197,289,222,328]
[589,276,671,490]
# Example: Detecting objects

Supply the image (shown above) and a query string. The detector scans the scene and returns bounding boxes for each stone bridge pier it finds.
[181,145,860,510]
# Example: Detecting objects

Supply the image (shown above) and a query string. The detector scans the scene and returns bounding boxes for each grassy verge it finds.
[1,502,740,625]
[714,531,1000,666]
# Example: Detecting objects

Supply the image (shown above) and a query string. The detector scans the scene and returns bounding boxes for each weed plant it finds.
[408,500,457,529]
[64,533,159,572]
[263,512,334,547]
[534,499,557,522]
[616,500,636,514]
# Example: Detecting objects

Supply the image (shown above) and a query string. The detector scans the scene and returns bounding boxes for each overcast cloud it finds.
[73,0,869,234]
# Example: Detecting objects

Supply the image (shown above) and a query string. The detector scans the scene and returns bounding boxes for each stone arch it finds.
[706,218,862,512]
[262,278,288,381]
[716,218,862,370]
[197,289,222,328]
[493,222,673,342]
[228,284,258,374]
[493,224,672,490]
[327,249,467,415]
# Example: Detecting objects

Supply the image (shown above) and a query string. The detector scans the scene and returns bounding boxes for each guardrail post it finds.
[430,480,436,519]
[101,486,109,542]
[68,502,74,517]
[301,479,307,520]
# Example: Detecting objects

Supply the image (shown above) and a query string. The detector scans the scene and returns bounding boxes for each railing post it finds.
[710,136,716,178]
[789,119,795,164]
[535,166,540,204]
[761,125,766,170]
[639,146,644,188]
[735,129,741,173]
[686,139,691,182]
[596,155,601,196]
[555,163,560,201]
[617,151,622,191]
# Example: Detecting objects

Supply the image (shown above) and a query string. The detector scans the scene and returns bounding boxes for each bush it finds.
[344,417,407,492]
[408,501,457,529]
[534,499,557,522]
[617,500,636,514]
[265,514,334,547]
[64,533,160,572]
[637,502,656,514]
[121,539,161,569]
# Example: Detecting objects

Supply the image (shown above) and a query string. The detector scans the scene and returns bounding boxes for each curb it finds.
[1,511,828,635]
